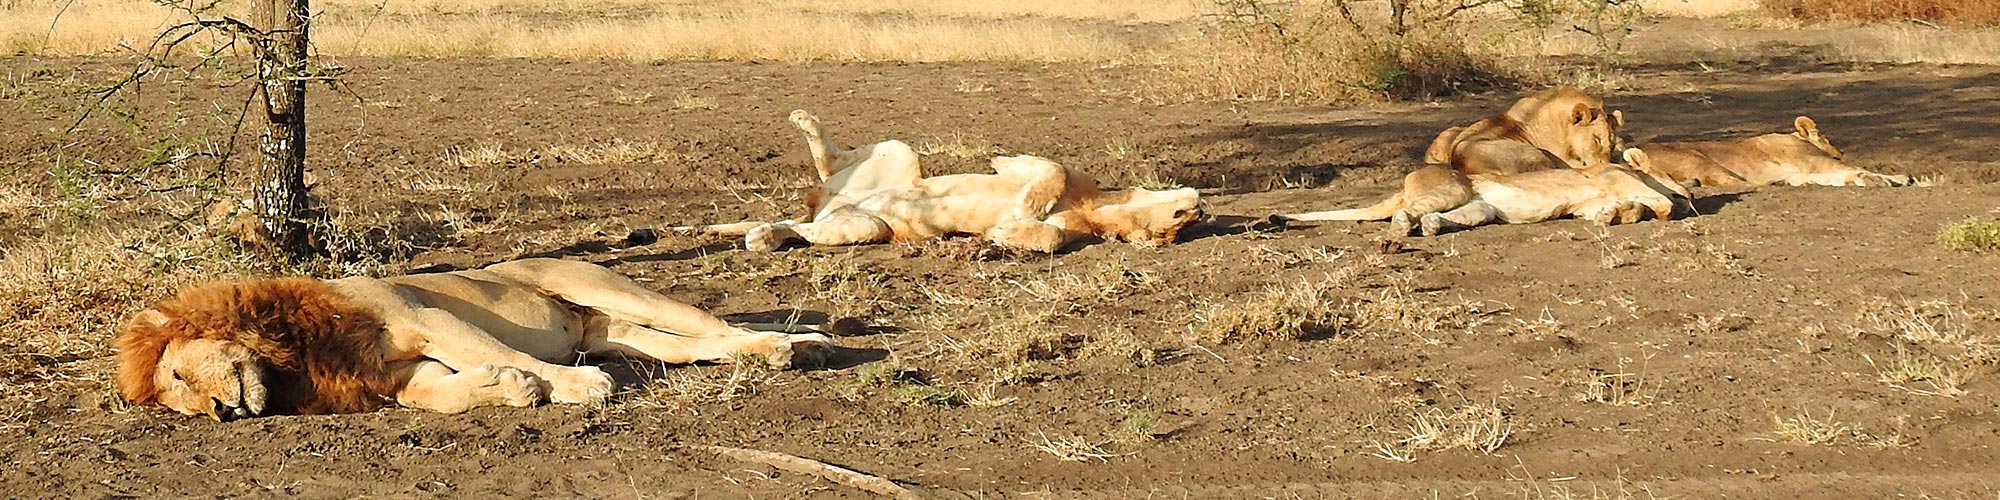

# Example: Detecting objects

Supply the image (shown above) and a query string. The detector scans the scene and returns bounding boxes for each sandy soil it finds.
[3,52,2000,498]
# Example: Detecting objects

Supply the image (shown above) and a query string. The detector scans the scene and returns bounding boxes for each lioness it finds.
[1425,87,1625,175]
[1634,116,1913,188]
[1280,149,1690,236]
[679,111,1204,252]
[117,258,834,420]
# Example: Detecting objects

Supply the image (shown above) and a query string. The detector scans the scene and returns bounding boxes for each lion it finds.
[1279,149,1691,236]
[676,110,1204,253]
[1424,87,1625,175]
[1633,116,1914,188]
[116,258,836,420]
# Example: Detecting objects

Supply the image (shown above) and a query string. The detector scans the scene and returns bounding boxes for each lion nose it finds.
[211,398,246,422]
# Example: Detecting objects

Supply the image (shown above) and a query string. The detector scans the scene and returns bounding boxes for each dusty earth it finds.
[5,45,2000,498]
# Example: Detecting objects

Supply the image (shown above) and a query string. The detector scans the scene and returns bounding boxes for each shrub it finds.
[1938,218,2000,252]
[1166,0,1537,102]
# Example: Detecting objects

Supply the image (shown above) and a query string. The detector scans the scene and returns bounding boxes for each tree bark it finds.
[250,0,315,259]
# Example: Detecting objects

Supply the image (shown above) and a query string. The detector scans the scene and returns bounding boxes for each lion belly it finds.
[379,272,585,362]
[855,176,1019,239]
[1471,174,1594,223]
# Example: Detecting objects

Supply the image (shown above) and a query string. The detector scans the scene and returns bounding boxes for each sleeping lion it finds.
[117,258,835,420]
[1280,149,1691,236]
[676,110,1204,253]
[1633,116,1914,188]
[1423,86,1625,176]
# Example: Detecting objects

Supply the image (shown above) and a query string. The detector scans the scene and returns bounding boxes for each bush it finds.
[1166,0,1537,102]
[1938,218,2000,252]
[1759,0,2000,26]
[1164,0,1643,103]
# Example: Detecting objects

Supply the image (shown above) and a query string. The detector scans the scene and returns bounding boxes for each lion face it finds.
[1108,187,1202,247]
[1562,104,1624,167]
[151,338,268,421]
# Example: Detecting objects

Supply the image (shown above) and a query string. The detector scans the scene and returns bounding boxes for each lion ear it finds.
[1794,116,1820,138]
[1611,109,1624,127]
[1571,103,1600,125]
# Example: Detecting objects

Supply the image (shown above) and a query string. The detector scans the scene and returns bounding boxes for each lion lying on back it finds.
[1280,149,1690,236]
[118,258,833,420]
[1634,116,1913,188]
[677,111,1204,253]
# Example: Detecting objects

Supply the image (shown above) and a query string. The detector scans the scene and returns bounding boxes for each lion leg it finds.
[484,258,745,337]
[1419,200,1499,236]
[987,219,1069,252]
[786,211,893,248]
[392,360,542,414]
[328,277,614,406]
[583,317,831,370]
[792,110,838,181]
[396,309,614,406]
[992,156,1069,221]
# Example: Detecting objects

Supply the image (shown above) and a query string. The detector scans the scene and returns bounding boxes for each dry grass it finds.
[4,0,1146,62]
[1030,431,1119,462]
[1194,273,1356,343]
[1369,403,1516,461]
[1766,410,1912,447]
[1866,347,1967,398]
[1642,0,1761,17]
[1760,0,2000,26]
[623,364,773,413]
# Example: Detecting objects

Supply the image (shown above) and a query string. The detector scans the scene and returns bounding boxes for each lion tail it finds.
[669,221,776,236]
[1278,193,1407,222]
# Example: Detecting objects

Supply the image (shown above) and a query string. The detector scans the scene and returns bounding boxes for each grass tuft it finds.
[1938,218,2000,252]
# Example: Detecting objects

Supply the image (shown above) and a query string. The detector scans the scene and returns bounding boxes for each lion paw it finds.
[1418,214,1447,237]
[547,366,615,406]
[745,225,782,252]
[1387,212,1416,237]
[763,333,835,370]
[789,110,818,131]
[465,364,543,408]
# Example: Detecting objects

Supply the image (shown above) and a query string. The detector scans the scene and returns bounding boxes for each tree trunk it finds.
[250,0,316,260]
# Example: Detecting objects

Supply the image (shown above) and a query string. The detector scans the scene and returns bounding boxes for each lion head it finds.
[1090,187,1203,247]
[1790,116,1841,159]
[1509,87,1625,168]
[117,278,395,420]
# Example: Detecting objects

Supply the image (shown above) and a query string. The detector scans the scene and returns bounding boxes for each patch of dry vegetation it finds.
[1838,299,1998,399]
[1765,410,1913,447]
[1369,403,1517,462]
[4,0,1146,62]
[1759,0,2000,26]
[1195,273,1357,343]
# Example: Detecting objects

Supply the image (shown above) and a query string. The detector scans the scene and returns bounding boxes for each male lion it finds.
[117,258,834,420]
[1424,87,1625,175]
[678,111,1203,252]
[1634,116,1914,188]
[1280,149,1690,236]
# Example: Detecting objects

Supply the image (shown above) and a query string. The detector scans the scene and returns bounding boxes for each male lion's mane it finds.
[115,278,397,414]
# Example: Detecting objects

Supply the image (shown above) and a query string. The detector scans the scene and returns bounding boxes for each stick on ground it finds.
[692,445,922,500]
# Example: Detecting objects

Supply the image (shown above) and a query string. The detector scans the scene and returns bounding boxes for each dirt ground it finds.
[5,45,2000,498]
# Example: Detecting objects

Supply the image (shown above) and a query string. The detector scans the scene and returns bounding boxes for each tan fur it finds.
[1635,116,1913,188]
[1430,87,1625,175]
[117,258,834,420]
[1283,149,1689,236]
[677,111,1204,253]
